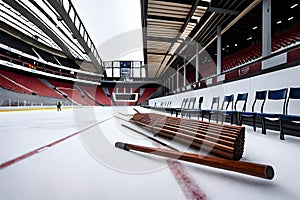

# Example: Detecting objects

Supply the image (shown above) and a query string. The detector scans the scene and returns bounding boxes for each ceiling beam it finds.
[185,0,263,68]
[147,36,179,43]
[154,0,208,7]
[208,6,239,15]
[47,0,104,74]
[155,0,201,78]
[2,0,75,60]
[147,15,198,24]
[0,21,65,57]
[148,52,173,56]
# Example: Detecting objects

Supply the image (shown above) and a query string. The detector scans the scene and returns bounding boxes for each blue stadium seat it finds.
[182,96,203,119]
[256,88,288,135]
[220,93,248,125]
[169,98,189,117]
[181,97,197,118]
[279,87,300,140]
[239,90,267,131]
[218,94,234,124]
[201,96,219,122]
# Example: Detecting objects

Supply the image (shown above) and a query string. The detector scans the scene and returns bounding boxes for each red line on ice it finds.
[167,160,207,200]
[0,117,111,170]
[153,143,207,200]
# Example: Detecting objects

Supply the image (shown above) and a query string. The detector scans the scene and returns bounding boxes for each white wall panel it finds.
[150,65,300,114]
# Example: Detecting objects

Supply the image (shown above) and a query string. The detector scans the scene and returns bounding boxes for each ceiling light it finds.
[235,44,238,47]
[277,20,282,24]
[252,26,258,30]
[288,17,294,21]
[247,37,252,41]
[226,45,229,48]
[191,16,201,23]
[291,4,298,9]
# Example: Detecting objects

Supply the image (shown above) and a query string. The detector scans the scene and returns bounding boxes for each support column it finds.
[217,25,222,75]
[171,76,174,92]
[196,44,199,82]
[183,57,186,88]
[262,0,271,57]
[169,76,172,92]
[176,64,179,92]
[167,78,170,94]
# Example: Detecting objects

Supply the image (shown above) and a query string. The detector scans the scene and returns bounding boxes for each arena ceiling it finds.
[0,0,298,80]
[0,0,103,73]
[141,0,299,79]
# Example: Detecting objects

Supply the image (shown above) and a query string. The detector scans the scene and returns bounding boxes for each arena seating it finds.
[80,86,113,106]
[222,24,300,71]
[272,25,300,51]
[0,87,71,106]
[48,80,96,106]
[136,88,157,105]
[0,73,33,95]
[222,43,262,71]
[0,69,62,98]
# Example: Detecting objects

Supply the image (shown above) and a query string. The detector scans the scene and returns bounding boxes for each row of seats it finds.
[136,88,157,105]
[150,87,300,140]
[80,86,113,106]
[0,73,33,95]
[222,24,300,71]
[0,69,63,98]
[0,68,99,106]
[222,43,262,71]
[0,87,72,107]
[272,25,300,52]
[239,88,300,140]
[0,67,157,106]
[48,80,97,106]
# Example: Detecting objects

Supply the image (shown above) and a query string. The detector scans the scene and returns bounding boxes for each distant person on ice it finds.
[56,101,62,112]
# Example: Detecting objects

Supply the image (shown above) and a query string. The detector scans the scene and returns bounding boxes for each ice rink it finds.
[1,107,300,200]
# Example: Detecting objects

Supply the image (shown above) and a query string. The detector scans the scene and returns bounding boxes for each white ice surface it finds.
[0,107,300,200]
[0,110,77,163]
